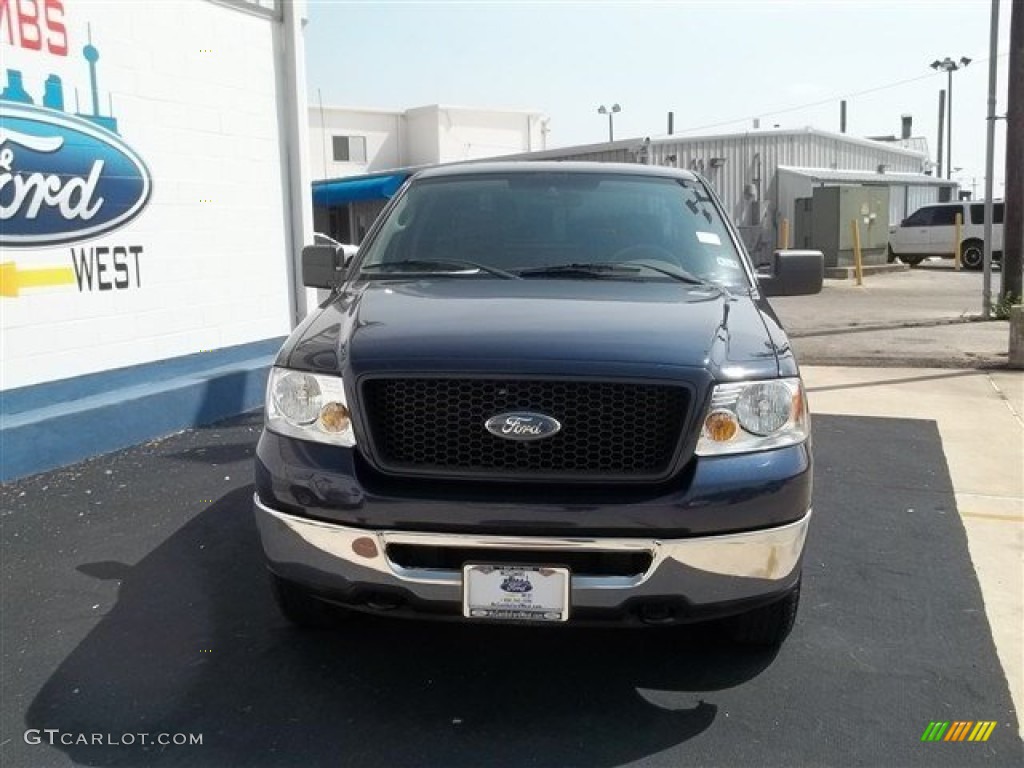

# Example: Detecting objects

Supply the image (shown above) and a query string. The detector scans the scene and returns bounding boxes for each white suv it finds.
[888,201,1004,270]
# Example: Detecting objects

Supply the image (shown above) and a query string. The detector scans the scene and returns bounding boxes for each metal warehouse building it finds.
[510,127,956,264]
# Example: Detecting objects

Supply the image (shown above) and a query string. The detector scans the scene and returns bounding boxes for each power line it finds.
[674,53,1010,136]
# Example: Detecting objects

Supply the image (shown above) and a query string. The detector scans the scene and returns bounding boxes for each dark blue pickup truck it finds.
[254,162,823,647]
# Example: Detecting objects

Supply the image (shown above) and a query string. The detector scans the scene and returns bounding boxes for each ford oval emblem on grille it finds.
[485,412,561,441]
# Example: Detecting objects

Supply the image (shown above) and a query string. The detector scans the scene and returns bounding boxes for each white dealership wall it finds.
[1,0,312,481]
[1,0,309,391]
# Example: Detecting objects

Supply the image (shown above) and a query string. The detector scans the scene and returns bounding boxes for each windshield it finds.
[355,172,750,287]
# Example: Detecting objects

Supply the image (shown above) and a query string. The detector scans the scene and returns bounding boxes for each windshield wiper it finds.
[609,259,712,286]
[360,259,520,279]
[616,260,734,297]
[516,262,642,279]
[517,260,726,291]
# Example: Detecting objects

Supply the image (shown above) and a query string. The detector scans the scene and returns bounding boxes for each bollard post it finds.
[954,212,962,271]
[1009,306,1024,369]
[779,218,790,249]
[851,219,864,286]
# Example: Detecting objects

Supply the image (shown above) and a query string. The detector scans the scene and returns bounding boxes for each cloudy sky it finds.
[306,0,1013,195]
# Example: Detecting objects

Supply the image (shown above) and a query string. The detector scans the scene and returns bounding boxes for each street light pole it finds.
[983,0,1000,318]
[947,68,954,178]
[931,56,971,180]
[597,103,621,142]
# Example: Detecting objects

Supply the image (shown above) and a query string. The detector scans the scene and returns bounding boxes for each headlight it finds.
[265,367,356,447]
[696,378,808,456]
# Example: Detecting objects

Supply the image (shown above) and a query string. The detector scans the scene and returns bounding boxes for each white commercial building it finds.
[1,0,313,480]
[310,103,548,178]
[308,103,547,243]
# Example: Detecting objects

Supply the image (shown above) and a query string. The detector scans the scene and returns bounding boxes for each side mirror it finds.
[757,249,823,297]
[302,245,344,289]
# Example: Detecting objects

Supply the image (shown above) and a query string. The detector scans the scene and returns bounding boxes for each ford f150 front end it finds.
[254,162,823,647]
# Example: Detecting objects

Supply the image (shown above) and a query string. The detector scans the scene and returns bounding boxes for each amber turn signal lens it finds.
[319,402,351,433]
[352,537,379,558]
[703,410,739,442]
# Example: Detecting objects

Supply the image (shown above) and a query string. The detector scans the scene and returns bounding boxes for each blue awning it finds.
[312,173,409,207]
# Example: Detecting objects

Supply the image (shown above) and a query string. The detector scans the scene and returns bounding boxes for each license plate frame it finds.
[462,563,570,623]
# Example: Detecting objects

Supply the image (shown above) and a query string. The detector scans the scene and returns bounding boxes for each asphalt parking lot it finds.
[2,409,1021,767]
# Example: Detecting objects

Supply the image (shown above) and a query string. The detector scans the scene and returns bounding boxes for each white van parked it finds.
[888,201,1004,270]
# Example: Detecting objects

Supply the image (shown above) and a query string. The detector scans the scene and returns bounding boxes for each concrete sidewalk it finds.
[772,266,1014,368]
[802,366,1024,733]
[787,319,1011,369]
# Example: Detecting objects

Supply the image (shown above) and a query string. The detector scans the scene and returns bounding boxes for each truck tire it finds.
[725,579,801,648]
[961,240,984,271]
[270,573,352,629]
[898,255,924,267]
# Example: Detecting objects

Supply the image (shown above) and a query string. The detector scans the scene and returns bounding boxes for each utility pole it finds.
[1004,0,1023,304]
[983,0,1000,318]
[937,89,945,178]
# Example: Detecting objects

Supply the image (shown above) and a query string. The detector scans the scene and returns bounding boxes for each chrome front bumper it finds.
[254,494,810,620]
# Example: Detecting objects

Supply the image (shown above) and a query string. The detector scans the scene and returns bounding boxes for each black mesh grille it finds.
[360,378,689,479]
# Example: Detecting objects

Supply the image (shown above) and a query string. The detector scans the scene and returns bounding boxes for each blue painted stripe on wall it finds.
[1,338,285,482]
[2,338,285,416]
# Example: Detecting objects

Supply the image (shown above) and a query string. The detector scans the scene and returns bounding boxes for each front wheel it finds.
[724,579,801,648]
[961,240,984,271]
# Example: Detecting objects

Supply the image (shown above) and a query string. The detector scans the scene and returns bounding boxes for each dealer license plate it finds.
[462,564,570,622]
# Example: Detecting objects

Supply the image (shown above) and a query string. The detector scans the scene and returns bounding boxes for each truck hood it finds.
[284,279,783,381]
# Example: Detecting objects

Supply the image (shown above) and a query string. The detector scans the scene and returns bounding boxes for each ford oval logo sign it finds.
[485,412,562,441]
[0,103,152,247]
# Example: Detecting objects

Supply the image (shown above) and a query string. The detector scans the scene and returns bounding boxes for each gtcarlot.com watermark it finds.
[24,729,202,747]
